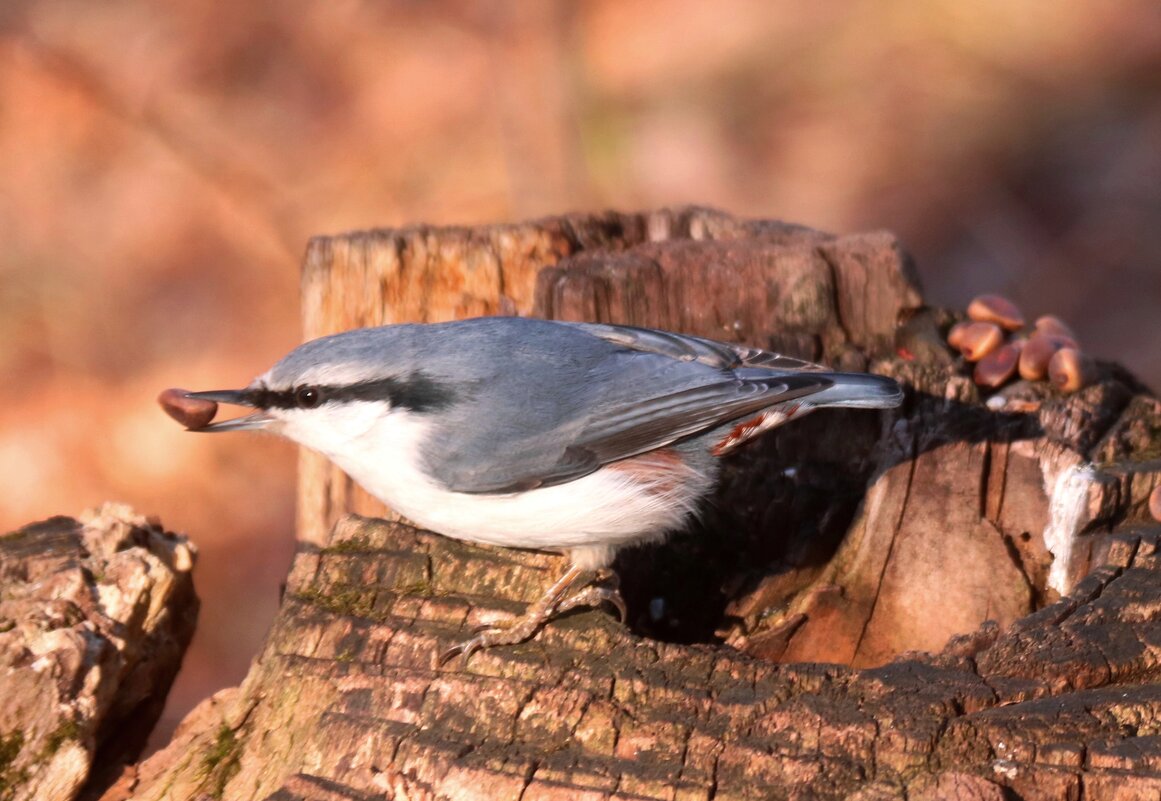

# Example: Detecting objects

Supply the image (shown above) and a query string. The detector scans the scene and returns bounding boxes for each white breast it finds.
[295,406,712,569]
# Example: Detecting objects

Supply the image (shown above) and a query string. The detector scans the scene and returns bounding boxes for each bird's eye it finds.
[295,386,323,409]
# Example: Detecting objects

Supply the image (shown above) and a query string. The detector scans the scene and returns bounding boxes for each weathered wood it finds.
[107,515,1161,800]
[0,504,196,801]
[722,363,1160,668]
[77,208,1149,800]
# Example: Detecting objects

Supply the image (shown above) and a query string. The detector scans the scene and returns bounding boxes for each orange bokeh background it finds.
[2,1,1159,743]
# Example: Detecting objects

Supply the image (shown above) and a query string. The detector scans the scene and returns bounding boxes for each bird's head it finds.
[185,327,456,455]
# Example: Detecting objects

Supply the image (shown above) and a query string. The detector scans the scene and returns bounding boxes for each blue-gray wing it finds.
[423,323,835,494]
[563,321,828,372]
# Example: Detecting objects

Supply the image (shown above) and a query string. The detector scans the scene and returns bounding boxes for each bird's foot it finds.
[555,581,627,622]
[438,565,626,666]
[438,610,552,666]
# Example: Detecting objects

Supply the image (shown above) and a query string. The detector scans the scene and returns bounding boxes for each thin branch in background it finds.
[3,30,302,264]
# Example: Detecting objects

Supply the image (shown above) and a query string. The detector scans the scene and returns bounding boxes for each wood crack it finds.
[852,429,919,663]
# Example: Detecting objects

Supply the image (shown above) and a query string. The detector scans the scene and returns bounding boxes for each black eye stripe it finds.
[245,372,455,413]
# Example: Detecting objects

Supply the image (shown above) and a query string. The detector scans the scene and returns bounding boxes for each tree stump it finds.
[0,504,196,801]
[109,516,1161,800]
[296,208,924,546]
[8,208,1161,799]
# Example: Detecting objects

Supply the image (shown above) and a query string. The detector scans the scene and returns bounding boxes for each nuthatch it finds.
[179,317,903,662]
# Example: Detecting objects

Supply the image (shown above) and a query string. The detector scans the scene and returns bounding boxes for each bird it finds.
[181,316,904,662]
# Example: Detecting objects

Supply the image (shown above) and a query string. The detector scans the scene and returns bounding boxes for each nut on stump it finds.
[967,294,1025,331]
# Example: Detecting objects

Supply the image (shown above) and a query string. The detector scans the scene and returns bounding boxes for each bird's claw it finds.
[437,619,540,668]
[555,585,628,623]
[437,633,490,667]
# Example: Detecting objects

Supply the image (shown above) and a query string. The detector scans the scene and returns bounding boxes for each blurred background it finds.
[2,0,1159,745]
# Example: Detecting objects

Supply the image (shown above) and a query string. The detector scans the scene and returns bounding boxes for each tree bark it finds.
[103,514,1161,800]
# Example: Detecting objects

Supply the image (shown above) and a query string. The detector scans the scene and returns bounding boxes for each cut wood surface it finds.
[6,208,1161,800]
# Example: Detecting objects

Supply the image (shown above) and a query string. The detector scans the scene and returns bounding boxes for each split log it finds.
[0,504,197,801]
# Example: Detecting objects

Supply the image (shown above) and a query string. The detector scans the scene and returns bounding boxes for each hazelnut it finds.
[948,321,1004,362]
[1047,348,1097,393]
[1034,314,1077,342]
[1018,333,1075,382]
[158,388,218,430]
[967,294,1025,331]
[973,341,1022,388]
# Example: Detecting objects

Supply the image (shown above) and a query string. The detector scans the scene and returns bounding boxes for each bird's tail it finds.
[808,372,904,409]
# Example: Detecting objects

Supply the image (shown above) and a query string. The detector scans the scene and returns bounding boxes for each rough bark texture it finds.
[95,207,1157,800]
[104,515,1161,801]
[723,361,1157,669]
[0,504,197,801]
[9,208,1161,799]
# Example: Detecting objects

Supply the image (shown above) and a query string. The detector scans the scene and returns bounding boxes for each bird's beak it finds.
[184,390,274,432]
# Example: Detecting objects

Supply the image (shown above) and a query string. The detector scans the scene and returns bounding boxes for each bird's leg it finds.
[555,568,627,622]
[439,563,587,665]
[439,563,625,665]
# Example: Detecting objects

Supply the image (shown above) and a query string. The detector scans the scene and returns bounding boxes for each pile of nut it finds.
[947,294,1096,393]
